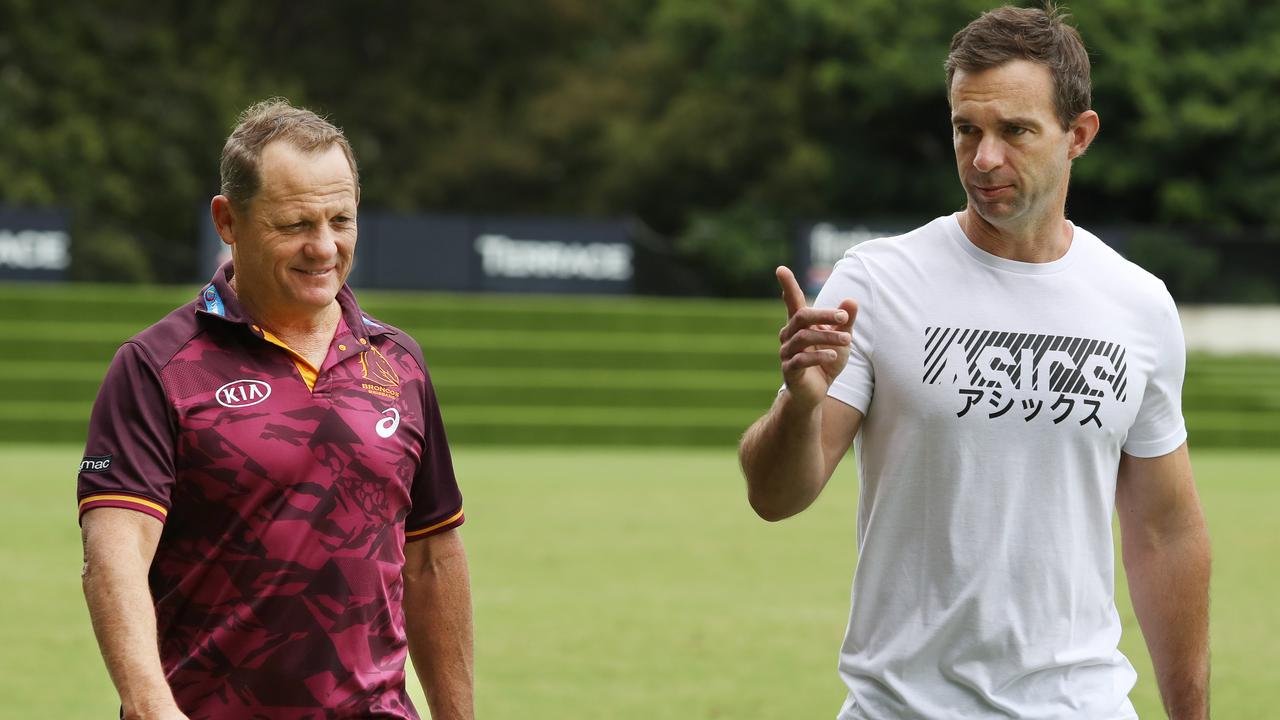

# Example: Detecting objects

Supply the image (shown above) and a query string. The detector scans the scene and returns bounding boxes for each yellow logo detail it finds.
[360,346,402,399]
[360,346,401,388]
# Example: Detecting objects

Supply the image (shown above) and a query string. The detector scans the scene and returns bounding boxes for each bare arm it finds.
[740,393,862,520]
[1116,443,1211,720]
[739,266,862,521]
[404,528,474,720]
[81,508,188,720]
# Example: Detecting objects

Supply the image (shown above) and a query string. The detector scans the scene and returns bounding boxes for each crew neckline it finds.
[944,212,1083,275]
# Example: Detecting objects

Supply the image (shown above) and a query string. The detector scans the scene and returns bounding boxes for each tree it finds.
[1,0,1277,296]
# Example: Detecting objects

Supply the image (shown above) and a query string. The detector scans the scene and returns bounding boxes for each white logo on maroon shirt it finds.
[376,408,400,438]
[215,379,272,408]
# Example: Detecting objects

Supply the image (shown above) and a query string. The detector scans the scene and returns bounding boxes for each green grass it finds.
[1,279,1279,447]
[2,445,1276,718]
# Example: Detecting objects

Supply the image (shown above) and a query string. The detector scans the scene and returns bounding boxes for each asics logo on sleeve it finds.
[376,408,400,438]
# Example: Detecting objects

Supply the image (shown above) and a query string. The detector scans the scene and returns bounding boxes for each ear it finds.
[210,195,237,246]
[1067,110,1100,160]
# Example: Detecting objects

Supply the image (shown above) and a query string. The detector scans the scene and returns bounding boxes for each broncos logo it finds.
[358,346,401,388]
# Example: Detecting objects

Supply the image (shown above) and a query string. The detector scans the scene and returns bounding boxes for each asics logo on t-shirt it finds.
[925,327,1128,399]
[925,326,1130,429]
[376,408,400,438]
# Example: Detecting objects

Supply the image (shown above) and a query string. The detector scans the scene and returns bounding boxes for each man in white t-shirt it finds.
[739,6,1210,719]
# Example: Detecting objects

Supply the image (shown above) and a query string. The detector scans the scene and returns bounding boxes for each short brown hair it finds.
[945,4,1091,130]
[219,98,360,209]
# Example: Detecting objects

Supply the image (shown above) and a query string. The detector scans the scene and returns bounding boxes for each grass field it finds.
[2,445,1275,718]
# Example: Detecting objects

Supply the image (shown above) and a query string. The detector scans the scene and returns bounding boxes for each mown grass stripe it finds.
[0,401,93,421]
[441,405,759,426]
[431,367,781,389]
[1185,410,1280,430]
[0,321,777,354]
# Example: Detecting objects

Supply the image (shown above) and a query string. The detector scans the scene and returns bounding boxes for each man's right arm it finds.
[740,393,862,520]
[81,508,188,720]
[739,266,862,521]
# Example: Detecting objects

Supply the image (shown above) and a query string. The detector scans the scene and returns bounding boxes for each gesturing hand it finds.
[776,266,858,409]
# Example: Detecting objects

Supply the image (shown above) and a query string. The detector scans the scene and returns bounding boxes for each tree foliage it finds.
[1,0,1277,294]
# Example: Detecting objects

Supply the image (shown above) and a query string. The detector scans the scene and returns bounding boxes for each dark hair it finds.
[219,98,360,209]
[945,4,1091,130]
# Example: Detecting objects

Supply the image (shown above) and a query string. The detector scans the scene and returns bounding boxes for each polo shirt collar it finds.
[195,261,394,342]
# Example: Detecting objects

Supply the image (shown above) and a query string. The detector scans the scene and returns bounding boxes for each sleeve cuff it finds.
[826,382,871,415]
[78,493,169,524]
[1122,426,1188,458]
[405,508,465,542]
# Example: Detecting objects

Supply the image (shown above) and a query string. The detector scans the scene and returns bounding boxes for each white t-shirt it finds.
[814,214,1186,720]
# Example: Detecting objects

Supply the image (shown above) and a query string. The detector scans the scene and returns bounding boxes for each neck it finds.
[957,207,1073,264]
[230,275,342,343]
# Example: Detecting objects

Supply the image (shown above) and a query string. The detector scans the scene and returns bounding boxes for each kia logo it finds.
[216,379,272,408]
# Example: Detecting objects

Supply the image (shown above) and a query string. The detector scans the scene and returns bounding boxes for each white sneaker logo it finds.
[376,408,400,438]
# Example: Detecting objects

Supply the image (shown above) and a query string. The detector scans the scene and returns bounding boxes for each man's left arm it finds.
[403,528,473,720]
[1116,442,1211,720]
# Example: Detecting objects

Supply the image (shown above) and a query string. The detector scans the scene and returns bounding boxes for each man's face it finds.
[230,142,357,317]
[950,59,1077,229]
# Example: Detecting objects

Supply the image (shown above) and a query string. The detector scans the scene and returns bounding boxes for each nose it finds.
[973,135,1005,173]
[303,226,339,262]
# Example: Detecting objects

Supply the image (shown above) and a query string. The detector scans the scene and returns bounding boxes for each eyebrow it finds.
[1001,116,1043,129]
[951,114,1044,130]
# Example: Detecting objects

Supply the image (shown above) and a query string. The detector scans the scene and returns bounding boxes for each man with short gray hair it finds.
[78,99,473,720]
[740,6,1210,718]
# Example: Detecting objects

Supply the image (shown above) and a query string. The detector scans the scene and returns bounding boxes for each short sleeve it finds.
[404,370,464,542]
[812,251,876,413]
[1122,291,1188,457]
[77,342,177,523]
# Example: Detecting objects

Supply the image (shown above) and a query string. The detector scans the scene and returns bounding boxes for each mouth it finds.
[292,267,335,278]
[974,184,1014,200]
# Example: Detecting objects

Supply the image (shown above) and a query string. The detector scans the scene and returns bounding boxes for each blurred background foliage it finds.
[1,0,1277,295]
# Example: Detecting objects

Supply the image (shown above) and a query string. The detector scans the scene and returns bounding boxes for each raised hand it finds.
[775,266,857,409]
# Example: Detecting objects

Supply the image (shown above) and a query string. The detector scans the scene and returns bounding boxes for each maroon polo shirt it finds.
[77,263,463,719]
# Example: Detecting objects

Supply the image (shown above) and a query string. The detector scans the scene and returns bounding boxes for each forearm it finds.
[82,544,179,718]
[404,535,474,720]
[1123,524,1211,719]
[739,390,828,521]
